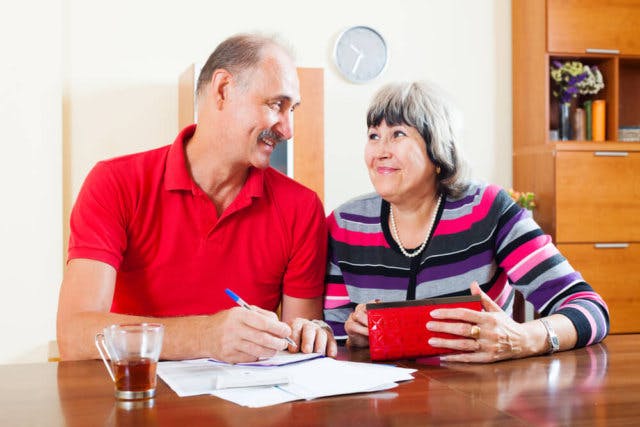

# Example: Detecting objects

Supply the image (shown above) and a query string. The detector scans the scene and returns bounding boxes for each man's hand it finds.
[287,318,337,357]
[207,306,293,363]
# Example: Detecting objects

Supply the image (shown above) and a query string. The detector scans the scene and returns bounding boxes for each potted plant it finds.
[507,189,536,211]
[550,61,588,140]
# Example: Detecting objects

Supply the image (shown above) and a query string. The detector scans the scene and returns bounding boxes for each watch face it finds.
[334,26,387,83]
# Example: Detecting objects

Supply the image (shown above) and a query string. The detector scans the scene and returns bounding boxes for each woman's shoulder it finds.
[330,192,382,222]
[447,181,501,202]
[445,181,512,216]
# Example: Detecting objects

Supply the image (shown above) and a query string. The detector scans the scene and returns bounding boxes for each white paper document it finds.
[209,350,324,367]
[157,351,415,408]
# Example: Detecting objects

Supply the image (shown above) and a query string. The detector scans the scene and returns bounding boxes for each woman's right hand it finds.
[345,302,374,347]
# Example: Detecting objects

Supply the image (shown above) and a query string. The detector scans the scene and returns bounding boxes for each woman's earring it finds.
[436,166,441,175]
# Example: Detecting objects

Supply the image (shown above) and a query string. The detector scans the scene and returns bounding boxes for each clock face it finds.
[334,26,387,83]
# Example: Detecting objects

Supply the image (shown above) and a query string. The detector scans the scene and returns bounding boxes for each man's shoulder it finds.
[97,145,171,171]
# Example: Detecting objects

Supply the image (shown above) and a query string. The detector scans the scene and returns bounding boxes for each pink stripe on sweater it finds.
[509,243,558,282]
[434,185,500,236]
[324,297,350,309]
[324,283,350,309]
[563,303,597,345]
[561,292,609,312]
[485,271,507,301]
[495,281,513,308]
[502,234,550,271]
[328,215,389,247]
[326,283,349,297]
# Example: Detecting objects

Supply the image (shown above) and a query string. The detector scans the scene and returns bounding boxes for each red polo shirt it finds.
[68,125,327,316]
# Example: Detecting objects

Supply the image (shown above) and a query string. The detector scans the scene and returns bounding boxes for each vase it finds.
[583,100,593,140]
[573,108,586,141]
[559,102,571,140]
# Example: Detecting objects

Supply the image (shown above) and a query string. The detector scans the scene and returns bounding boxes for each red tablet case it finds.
[367,295,482,361]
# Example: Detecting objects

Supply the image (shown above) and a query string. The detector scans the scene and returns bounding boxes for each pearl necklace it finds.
[389,194,442,258]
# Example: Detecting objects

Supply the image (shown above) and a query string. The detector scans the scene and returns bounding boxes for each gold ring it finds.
[470,325,481,339]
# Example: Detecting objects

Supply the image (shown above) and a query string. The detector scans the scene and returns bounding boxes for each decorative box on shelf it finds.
[619,127,640,142]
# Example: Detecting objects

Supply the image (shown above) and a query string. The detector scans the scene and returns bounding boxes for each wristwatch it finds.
[540,318,560,354]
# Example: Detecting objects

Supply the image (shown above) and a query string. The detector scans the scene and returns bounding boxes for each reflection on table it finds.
[0,335,638,426]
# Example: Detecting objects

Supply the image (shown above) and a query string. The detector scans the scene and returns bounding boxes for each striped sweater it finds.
[324,182,609,347]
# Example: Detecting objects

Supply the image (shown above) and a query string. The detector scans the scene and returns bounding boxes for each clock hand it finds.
[351,53,364,74]
[349,43,362,55]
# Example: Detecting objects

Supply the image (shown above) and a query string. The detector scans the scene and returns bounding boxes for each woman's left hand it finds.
[426,282,530,363]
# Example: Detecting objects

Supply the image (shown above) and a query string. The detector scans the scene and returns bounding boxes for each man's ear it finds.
[210,69,233,110]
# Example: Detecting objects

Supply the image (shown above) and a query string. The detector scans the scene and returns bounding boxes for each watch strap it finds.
[540,318,560,354]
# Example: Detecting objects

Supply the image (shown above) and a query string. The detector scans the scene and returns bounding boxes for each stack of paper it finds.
[157,351,415,408]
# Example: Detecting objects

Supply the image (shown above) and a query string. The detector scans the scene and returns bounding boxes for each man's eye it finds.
[270,101,283,111]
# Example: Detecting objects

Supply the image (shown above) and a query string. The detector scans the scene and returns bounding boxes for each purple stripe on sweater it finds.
[528,272,583,310]
[327,320,346,337]
[342,271,408,290]
[447,187,481,209]
[339,212,380,224]
[417,250,494,282]
[496,208,529,244]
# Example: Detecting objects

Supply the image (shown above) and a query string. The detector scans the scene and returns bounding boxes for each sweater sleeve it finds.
[323,211,356,338]
[493,187,610,347]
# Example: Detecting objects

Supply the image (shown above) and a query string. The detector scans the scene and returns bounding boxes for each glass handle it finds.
[95,333,116,382]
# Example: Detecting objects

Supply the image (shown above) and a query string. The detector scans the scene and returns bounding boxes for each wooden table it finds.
[1,334,639,426]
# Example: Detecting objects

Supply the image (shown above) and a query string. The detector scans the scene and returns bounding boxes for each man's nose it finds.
[274,111,293,141]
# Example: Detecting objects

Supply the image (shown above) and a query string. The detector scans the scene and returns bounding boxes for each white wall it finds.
[0,0,63,363]
[0,0,512,363]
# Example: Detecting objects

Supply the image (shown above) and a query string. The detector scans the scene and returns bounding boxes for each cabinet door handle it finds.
[594,151,628,157]
[585,48,620,54]
[594,243,629,249]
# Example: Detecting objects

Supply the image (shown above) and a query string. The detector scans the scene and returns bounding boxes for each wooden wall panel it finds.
[293,68,324,203]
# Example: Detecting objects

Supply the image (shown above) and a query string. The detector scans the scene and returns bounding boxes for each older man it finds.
[57,33,335,363]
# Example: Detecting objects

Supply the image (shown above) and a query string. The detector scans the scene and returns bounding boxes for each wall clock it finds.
[334,26,388,83]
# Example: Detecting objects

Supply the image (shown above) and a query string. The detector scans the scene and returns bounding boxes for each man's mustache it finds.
[258,130,288,145]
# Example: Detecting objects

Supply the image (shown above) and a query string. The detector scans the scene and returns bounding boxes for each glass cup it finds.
[95,323,164,400]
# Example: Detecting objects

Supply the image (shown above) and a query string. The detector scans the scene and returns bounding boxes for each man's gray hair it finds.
[196,33,294,96]
[366,81,468,197]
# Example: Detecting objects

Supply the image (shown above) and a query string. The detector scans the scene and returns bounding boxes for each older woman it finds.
[324,81,609,362]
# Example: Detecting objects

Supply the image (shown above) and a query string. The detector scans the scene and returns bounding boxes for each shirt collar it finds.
[164,124,266,200]
[165,124,197,191]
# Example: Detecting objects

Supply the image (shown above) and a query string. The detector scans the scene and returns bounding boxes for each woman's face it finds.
[365,120,438,204]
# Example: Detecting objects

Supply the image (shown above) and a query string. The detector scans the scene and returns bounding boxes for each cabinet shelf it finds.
[552,142,640,151]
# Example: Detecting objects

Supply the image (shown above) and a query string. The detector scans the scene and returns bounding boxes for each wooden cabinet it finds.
[513,0,640,333]
[558,243,640,333]
[556,151,640,242]
[547,0,640,55]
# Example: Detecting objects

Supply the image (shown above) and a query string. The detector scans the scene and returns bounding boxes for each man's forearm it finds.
[57,310,214,361]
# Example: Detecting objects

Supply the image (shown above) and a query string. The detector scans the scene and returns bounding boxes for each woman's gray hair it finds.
[366,81,468,197]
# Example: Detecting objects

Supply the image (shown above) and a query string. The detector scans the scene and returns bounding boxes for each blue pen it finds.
[225,288,297,348]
